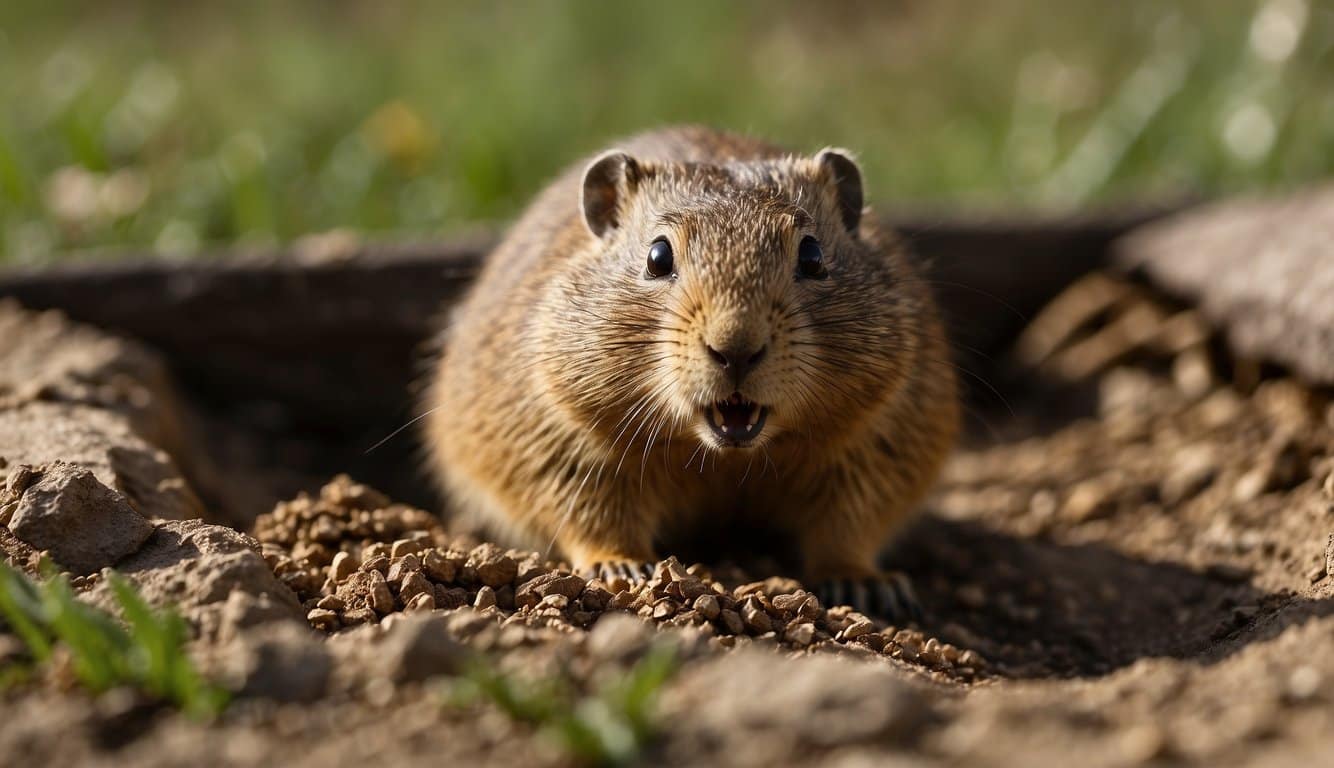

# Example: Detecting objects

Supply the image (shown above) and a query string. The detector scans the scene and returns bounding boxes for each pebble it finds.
[397,571,432,604]
[841,619,874,641]
[580,582,612,611]
[719,609,745,635]
[474,585,497,610]
[385,553,421,584]
[694,593,721,620]
[422,549,458,583]
[740,598,772,634]
[652,599,679,619]
[307,608,339,630]
[366,571,395,614]
[330,551,357,583]
[516,572,586,609]
[390,538,423,559]
[405,592,435,612]
[785,621,815,646]
[316,594,345,611]
[469,543,519,587]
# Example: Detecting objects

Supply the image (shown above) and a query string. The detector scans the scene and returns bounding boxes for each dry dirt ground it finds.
[2,260,1334,767]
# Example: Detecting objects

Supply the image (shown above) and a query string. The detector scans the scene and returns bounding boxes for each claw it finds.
[586,559,656,589]
[814,572,923,624]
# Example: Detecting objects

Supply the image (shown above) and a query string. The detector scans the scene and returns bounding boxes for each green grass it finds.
[1,1,1331,262]
[444,643,679,767]
[0,562,229,719]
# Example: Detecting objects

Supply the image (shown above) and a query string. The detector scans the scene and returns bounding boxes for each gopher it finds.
[424,126,957,619]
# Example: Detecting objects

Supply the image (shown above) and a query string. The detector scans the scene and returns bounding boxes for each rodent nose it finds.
[706,342,768,383]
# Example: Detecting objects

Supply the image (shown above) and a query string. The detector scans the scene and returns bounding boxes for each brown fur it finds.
[423,126,958,581]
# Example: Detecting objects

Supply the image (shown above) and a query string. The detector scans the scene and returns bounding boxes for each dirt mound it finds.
[253,475,983,682]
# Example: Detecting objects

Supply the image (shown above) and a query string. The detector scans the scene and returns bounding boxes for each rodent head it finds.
[540,146,927,459]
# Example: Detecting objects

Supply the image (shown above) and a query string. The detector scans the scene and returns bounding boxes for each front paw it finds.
[583,559,656,590]
[813,571,923,624]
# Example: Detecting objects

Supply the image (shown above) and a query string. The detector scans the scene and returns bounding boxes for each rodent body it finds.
[424,126,957,606]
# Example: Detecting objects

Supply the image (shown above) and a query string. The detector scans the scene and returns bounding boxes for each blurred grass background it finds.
[0,0,1329,262]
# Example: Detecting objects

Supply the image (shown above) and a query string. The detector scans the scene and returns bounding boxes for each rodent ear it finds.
[581,150,641,238]
[815,148,864,234]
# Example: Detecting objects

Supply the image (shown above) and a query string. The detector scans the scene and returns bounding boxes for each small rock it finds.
[785,622,815,646]
[307,608,339,631]
[405,592,435,612]
[515,571,586,608]
[337,570,395,616]
[434,585,469,610]
[385,553,422,584]
[361,555,390,575]
[841,619,874,641]
[317,594,345,611]
[8,462,154,575]
[422,549,457,583]
[580,582,612,611]
[474,585,497,610]
[390,538,423,559]
[330,551,358,583]
[694,593,721,620]
[397,571,432,604]
[740,599,772,634]
[719,609,745,635]
[468,543,518,587]
[652,599,679,619]
[1326,533,1334,579]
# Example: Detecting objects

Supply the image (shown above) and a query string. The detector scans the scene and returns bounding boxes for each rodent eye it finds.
[646,237,674,279]
[797,236,827,279]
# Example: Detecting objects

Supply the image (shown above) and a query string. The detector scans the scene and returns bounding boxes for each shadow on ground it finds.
[891,515,1334,679]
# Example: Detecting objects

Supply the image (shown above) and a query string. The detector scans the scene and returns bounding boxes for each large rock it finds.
[4,462,154,575]
[88,519,303,640]
[0,302,206,521]
[1117,185,1334,385]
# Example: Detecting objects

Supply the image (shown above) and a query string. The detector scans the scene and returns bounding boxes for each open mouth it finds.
[704,392,768,445]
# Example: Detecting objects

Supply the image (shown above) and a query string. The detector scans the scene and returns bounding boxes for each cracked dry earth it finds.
[2,277,1334,768]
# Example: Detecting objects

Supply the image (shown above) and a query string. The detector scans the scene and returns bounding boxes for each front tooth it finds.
[712,404,725,426]
[747,409,760,427]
